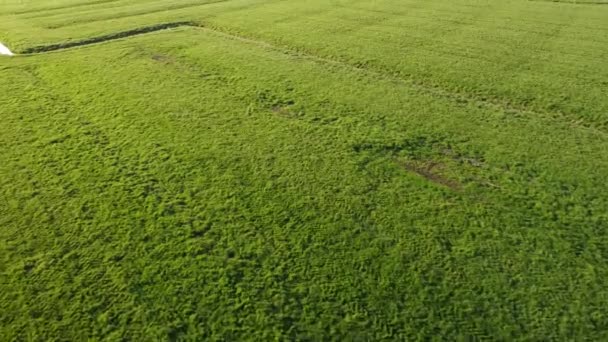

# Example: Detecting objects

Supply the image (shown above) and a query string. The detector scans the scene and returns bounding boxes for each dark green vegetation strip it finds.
[19,22,194,54]
[1,0,608,340]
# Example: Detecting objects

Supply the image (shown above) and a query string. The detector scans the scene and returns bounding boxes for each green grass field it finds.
[1,0,608,339]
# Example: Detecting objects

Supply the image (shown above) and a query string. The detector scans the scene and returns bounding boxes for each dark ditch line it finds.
[14,21,608,135]
[19,21,196,54]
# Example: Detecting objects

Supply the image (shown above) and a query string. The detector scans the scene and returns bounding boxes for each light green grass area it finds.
[1,0,608,340]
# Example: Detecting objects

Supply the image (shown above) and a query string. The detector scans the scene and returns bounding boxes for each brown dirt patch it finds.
[151,54,174,64]
[399,160,462,190]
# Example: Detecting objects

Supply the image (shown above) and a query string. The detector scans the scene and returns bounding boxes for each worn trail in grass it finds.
[1,0,608,340]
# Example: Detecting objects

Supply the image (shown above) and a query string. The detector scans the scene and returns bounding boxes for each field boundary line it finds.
[191,25,608,136]
[10,21,608,136]
[18,21,194,54]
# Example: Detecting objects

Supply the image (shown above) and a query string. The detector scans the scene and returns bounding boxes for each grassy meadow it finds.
[1,0,608,339]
